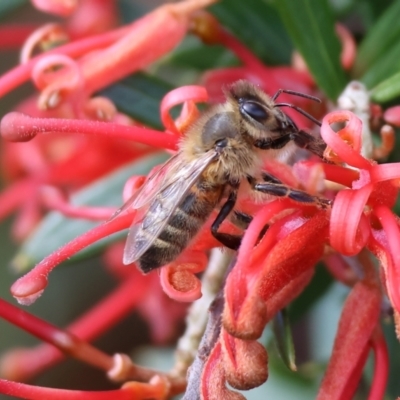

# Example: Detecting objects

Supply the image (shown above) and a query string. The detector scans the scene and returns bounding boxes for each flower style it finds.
[0,1,399,400]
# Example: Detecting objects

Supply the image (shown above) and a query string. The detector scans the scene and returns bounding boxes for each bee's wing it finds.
[110,152,184,220]
[132,152,185,209]
[123,150,219,265]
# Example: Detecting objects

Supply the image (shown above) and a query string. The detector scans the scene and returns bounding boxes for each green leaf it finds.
[353,0,400,78]
[100,72,174,130]
[0,0,27,20]
[360,0,395,23]
[370,71,400,103]
[272,309,297,372]
[328,0,355,18]
[210,0,293,65]
[273,0,347,100]
[359,39,400,89]
[12,153,169,272]
[117,0,149,23]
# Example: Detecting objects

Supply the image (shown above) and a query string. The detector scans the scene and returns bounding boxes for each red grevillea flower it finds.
[1,84,394,399]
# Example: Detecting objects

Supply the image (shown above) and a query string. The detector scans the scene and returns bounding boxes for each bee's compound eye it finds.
[215,138,228,149]
[241,101,268,121]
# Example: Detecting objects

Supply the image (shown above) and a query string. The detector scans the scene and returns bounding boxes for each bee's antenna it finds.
[274,103,322,127]
[271,89,321,103]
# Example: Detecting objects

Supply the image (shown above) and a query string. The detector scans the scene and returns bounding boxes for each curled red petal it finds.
[160,251,207,302]
[160,85,208,134]
[174,100,201,133]
[0,26,128,99]
[20,23,68,64]
[330,184,372,255]
[321,110,371,169]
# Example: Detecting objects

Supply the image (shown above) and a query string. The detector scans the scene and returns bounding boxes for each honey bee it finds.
[118,80,330,273]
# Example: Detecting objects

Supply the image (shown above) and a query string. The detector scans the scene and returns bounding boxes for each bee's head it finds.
[227,80,297,141]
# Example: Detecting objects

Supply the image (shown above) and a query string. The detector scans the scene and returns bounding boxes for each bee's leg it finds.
[232,210,253,229]
[211,190,243,251]
[229,210,270,244]
[254,130,327,160]
[290,129,327,159]
[250,174,332,209]
[253,135,291,150]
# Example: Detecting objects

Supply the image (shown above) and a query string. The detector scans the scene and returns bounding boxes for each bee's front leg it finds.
[253,134,291,150]
[290,129,327,159]
[249,174,332,209]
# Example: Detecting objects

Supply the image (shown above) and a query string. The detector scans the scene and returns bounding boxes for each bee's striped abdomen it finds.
[138,183,222,273]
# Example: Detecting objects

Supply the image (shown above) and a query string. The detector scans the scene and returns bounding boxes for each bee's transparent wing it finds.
[123,150,218,265]
[110,152,183,220]
[132,152,185,209]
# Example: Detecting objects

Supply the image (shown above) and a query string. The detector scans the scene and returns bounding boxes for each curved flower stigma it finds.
[20,23,69,64]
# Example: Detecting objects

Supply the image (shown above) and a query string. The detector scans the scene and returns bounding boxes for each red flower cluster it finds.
[0,1,399,399]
